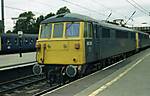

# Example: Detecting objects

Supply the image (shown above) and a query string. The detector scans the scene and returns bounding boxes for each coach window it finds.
[31,39,33,43]
[14,38,18,45]
[102,28,110,38]
[25,38,28,44]
[29,39,33,44]
[53,23,63,38]
[40,24,52,38]
[84,22,92,38]
[6,39,11,45]
[66,23,80,37]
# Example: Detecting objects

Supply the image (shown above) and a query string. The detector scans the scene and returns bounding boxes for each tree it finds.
[56,6,71,15]
[6,30,12,34]
[13,11,36,34]
[34,15,44,33]
[45,12,55,19]
[12,7,71,34]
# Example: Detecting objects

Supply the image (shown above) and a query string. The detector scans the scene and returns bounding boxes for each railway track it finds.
[0,74,46,95]
[0,59,125,96]
[0,53,133,96]
[31,59,126,96]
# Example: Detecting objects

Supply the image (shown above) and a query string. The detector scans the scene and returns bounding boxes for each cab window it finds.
[84,22,92,38]
[40,24,52,38]
[66,23,80,37]
[53,23,63,38]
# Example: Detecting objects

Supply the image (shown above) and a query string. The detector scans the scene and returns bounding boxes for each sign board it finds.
[18,31,23,37]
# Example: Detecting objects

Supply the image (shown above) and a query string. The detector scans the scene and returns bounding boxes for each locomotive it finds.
[33,13,150,83]
[0,33,38,54]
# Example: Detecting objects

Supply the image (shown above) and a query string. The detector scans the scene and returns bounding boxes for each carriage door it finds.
[93,23,100,61]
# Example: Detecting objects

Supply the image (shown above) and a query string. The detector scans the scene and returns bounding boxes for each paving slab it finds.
[0,52,36,68]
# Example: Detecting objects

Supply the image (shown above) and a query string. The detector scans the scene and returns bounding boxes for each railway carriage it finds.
[34,13,150,82]
[0,34,38,54]
[138,32,150,48]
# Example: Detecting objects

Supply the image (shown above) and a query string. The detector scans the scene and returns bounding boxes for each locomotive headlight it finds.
[74,43,80,49]
[66,65,77,77]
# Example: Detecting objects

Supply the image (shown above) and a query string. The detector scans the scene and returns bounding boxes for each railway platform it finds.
[0,52,36,70]
[42,48,150,96]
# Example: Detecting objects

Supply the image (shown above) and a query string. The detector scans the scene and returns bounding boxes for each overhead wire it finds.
[126,0,149,15]
[5,5,44,15]
[6,0,116,20]
[130,0,149,13]
[5,6,27,12]
[6,0,149,26]
[61,0,112,18]
[29,0,56,9]
[92,0,130,19]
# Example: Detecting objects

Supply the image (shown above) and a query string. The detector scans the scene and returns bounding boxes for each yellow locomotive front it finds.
[33,13,94,79]
[36,22,85,65]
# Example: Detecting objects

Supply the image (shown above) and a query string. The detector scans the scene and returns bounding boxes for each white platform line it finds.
[102,59,125,71]
[41,59,125,96]
[88,53,150,96]
[0,62,36,71]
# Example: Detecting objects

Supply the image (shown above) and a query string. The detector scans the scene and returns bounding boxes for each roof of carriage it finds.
[41,13,96,24]
[41,13,148,34]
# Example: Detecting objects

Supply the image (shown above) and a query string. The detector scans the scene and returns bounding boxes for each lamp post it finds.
[12,17,27,57]
[18,31,23,57]
[1,0,4,33]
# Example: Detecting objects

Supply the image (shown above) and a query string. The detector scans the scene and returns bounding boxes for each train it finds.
[33,13,150,83]
[0,33,38,54]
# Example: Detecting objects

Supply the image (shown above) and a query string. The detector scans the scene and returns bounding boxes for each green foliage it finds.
[13,11,36,34]
[6,30,12,34]
[56,6,71,15]
[45,12,55,19]
[12,6,71,34]
[34,15,44,34]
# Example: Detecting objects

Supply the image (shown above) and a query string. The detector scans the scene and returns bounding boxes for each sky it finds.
[0,0,150,32]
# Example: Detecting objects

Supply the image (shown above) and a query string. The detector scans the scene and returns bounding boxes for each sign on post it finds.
[18,31,23,38]
[18,31,23,57]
